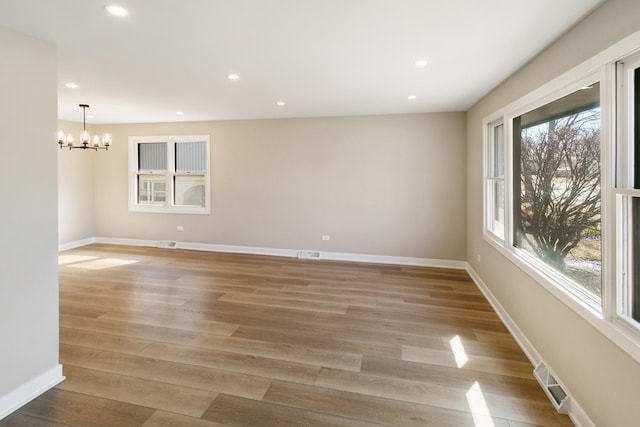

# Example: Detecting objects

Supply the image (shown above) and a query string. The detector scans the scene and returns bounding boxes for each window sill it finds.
[129,204,210,215]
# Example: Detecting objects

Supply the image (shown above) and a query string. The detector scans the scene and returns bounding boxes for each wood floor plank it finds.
[401,344,534,379]
[60,288,188,308]
[59,314,199,346]
[74,285,197,306]
[202,394,389,427]
[360,355,547,402]
[186,297,481,349]
[59,344,105,367]
[4,244,573,426]
[231,324,404,359]
[404,294,496,312]
[190,332,363,371]
[139,341,321,385]
[59,327,152,356]
[141,411,232,427]
[58,301,107,319]
[80,351,273,401]
[314,367,563,427]
[373,299,507,324]
[6,388,155,427]
[263,380,512,427]
[97,308,240,336]
[0,413,73,427]
[249,288,379,307]
[58,366,218,418]
[216,292,350,314]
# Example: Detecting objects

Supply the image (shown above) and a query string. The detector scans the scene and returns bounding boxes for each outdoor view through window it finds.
[513,83,601,300]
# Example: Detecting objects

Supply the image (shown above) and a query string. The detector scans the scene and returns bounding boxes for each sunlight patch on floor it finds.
[466,381,495,427]
[65,257,139,270]
[449,335,468,368]
[58,255,98,265]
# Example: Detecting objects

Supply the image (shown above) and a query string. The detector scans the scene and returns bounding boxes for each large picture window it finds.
[513,84,601,301]
[129,135,210,214]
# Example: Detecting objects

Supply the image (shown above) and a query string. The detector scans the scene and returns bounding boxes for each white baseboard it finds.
[58,237,96,252]
[321,250,467,269]
[568,398,597,427]
[94,237,159,248]
[465,265,541,364]
[465,264,595,427]
[0,364,64,420]
[178,241,298,258]
[87,237,466,269]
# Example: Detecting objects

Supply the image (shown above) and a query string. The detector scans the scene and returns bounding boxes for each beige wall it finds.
[58,120,95,246]
[92,113,467,260]
[0,27,59,406]
[466,0,640,425]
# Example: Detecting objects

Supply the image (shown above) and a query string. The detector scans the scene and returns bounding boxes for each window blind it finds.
[175,141,206,173]
[138,142,167,171]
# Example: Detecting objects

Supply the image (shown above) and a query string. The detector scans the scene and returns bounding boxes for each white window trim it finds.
[483,120,506,242]
[613,54,640,332]
[128,135,211,214]
[482,29,640,364]
[483,71,605,314]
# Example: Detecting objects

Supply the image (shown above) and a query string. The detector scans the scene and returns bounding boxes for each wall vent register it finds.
[533,361,569,414]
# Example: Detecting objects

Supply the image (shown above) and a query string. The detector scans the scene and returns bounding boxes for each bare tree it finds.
[519,112,600,270]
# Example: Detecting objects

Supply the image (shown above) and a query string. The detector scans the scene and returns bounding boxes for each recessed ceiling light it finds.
[105,5,128,16]
[65,83,79,88]
[276,101,285,107]
[415,59,428,67]
[228,74,240,80]
[408,95,417,100]
[176,111,184,115]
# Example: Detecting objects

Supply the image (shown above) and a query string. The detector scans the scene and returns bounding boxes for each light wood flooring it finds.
[1,244,574,426]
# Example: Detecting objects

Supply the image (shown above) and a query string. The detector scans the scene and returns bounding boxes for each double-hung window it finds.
[486,122,505,240]
[129,135,210,214]
[617,56,640,327]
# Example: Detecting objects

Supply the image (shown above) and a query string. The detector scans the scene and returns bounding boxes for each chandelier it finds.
[58,104,112,150]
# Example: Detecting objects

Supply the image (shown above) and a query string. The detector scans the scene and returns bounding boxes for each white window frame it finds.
[128,135,211,214]
[481,29,640,364]
[507,73,604,312]
[484,120,506,242]
[614,54,640,333]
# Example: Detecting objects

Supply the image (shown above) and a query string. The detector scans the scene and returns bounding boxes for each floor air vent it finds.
[297,250,321,260]
[157,241,177,249]
[533,361,569,414]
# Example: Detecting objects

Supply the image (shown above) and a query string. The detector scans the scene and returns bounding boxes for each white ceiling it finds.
[0,0,603,124]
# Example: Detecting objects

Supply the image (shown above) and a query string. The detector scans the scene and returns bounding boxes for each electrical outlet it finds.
[177,225,184,231]
[477,254,481,263]
[322,235,330,241]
